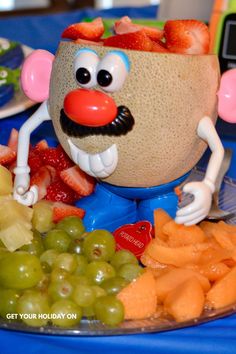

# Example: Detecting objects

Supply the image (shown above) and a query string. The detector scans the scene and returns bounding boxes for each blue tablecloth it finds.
[0,5,236,354]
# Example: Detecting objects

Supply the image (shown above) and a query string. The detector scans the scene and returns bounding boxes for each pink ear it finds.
[21,49,54,102]
[218,68,236,123]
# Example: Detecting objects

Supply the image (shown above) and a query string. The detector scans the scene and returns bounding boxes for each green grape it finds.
[41,261,51,274]
[36,273,50,291]
[50,268,70,283]
[54,253,77,273]
[68,238,84,255]
[101,276,129,295]
[0,247,9,260]
[0,288,21,319]
[110,250,138,270]
[69,275,91,287]
[117,263,144,282]
[83,230,116,262]
[40,249,59,268]
[17,289,50,327]
[0,252,43,289]
[85,261,116,285]
[50,299,82,327]
[91,285,107,298]
[44,229,71,253]
[48,279,74,302]
[73,255,88,276]
[94,295,124,326]
[56,216,85,240]
[20,229,45,257]
[32,201,54,233]
[82,305,95,318]
[72,284,96,307]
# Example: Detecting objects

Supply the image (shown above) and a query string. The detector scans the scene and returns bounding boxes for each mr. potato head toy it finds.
[13,18,236,231]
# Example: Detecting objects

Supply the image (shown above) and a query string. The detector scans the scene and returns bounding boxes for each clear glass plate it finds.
[1,168,236,336]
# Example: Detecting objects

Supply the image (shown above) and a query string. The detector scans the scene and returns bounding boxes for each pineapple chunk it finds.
[0,222,33,252]
[0,166,13,195]
[0,200,33,230]
[32,200,54,233]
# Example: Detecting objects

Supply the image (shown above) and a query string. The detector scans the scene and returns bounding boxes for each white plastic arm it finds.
[175,116,224,225]
[13,100,51,206]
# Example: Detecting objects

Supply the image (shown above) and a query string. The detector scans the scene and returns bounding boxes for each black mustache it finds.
[60,106,135,138]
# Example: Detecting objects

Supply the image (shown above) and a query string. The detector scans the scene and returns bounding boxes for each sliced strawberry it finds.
[61,17,104,41]
[28,154,44,175]
[103,30,153,52]
[152,40,170,53]
[55,145,74,171]
[34,139,49,152]
[52,202,85,223]
[114,16,164,41]
[45,179,78,204]
[7,128,18,152]
[30,165,55,200]
[164,19,210,54]
[40,145,73,172]
[74,38,104,46]
[0,145,16,165]
[60,165,95,196]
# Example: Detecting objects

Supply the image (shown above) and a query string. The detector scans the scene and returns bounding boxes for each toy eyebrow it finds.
[106,50,130,72]
[75,48,98,56]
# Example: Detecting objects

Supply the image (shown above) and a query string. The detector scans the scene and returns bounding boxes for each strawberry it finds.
[7,128,18,152]
[61,17,104,41]
[28,153,44,175]
[40,145,73,172]
[0,144,16,165]
[45,179,78,204]
[103,30,154,52]
[34,139,49,152]
[52,202,85,223]
[114,16,164,41]
[30,165,56,200]
[74,38,104,46]
[60,165,95,196]
[152,40,170,53]
[164,19,210,55]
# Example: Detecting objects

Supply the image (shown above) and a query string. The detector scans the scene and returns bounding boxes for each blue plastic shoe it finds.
[75,183,137,232]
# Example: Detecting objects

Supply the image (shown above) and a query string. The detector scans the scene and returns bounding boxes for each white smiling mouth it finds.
[68,139,118,178]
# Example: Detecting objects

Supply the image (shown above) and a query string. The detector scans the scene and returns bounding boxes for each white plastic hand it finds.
[13,169,38,206]
[175,181,213,226]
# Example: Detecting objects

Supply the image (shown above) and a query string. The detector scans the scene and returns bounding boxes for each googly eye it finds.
[0,70,7,79]
[97,50,130,93]
[74,48,99,89]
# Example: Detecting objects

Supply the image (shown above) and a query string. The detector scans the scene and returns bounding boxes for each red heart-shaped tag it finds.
[113,221,153,259]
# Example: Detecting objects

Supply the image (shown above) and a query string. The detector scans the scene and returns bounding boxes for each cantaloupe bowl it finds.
[50,42,220,188]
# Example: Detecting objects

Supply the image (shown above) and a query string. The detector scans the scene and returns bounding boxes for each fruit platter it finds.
[1,16,236,337]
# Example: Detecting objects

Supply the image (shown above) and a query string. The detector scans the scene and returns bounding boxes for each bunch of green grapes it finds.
[0,215,144,328]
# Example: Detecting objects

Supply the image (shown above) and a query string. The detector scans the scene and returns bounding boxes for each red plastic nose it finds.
[63,89,118,127]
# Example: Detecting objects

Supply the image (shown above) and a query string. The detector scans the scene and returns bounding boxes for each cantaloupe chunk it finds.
[206,266,236,309]
[155,268,210,301]
[163,221,206,247]
[117,270,158,320]
[212,228,236,250]
[199,247,233,265]
[164,277,205,322]
[199,221,219,238]
[153,209,172,241]
[185,262,230,282]
[144,240,208,267]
